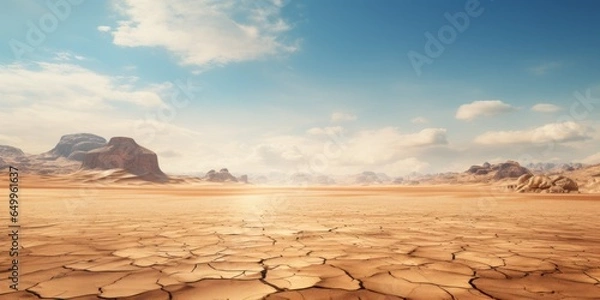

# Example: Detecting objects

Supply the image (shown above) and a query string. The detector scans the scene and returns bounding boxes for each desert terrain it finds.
[1,175,600,300]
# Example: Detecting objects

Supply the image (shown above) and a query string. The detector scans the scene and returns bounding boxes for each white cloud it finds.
[243,126,447,176]
[411,117,429,124]
[528,62,562,76]
[53,51,85,61]
[531,103,562,113]
[306,126,344,136]
[338,127,447,166]
[456,100,516,121]
[109,0,299,66]
[474,122,591,145]
[330,112,357,122]
[0,62,165,109]
[97,25,112,32]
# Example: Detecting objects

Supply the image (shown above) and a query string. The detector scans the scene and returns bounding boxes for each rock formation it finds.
[204,168,238,182]
[355,171,383,185]
[47,133,107,161]
[466,161,531,180]
[526,162,584,174]
[0,145,25,158]
[81,137,168,182]
[493,161,531,180]
[515,174,579,193]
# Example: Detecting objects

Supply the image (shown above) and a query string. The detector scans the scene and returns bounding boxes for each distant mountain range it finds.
[0,132,597,189]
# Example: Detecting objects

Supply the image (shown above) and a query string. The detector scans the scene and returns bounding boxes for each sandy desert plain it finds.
[1,175,600,300]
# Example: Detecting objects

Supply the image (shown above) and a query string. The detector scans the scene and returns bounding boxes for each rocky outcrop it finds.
[204,168,238,182]
[0,145,25,158]
[355,171,382,185]
[81,137,168,182]
[466,161,532,180]
[475,169,489,175]
[526,162,584,174]
[493,161,531,180]
[515,174,579,193]
[47,133,107,161]
[466,165,486,174]
[0,157,7,170]
[239,175,248,184]
[516,174,533,186]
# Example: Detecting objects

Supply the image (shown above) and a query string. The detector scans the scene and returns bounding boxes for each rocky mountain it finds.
[354,171,385,185]
[81,137,168,182]
[46,133,107,161]
[239,174,248,184]
[466,161,532,181]
[0,143,81,174]
[548,163,600,193]
[203,168,239,182]
[526,162,585,174]
[0,145,25,158]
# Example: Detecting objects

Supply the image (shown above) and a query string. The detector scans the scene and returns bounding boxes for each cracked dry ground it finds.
[1,185,600,299]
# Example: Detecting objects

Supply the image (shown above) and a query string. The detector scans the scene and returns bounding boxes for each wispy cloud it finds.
[0,61,166,110]
[97,25,111,32]
[531,103,562,113]
[330,112,357,123]
[474,122,591,145]
[456,100,516,121]
[411,117,429,124]
[528,61,562,75]
[306,126,344,136]
[108,0,299,67]
[53,51,85,61]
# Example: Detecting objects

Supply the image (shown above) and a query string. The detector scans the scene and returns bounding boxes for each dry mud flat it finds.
[1,180,600,299]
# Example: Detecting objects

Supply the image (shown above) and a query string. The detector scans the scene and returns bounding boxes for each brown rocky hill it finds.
[554,163,600,193]
[465,160,532,181]
[46,133,107,161]
[81,137,168,182]
[0,143,81,175]
[201,168,249,183]
[203,168,238,182]
[514,174,579,193]
[0,145,25,158]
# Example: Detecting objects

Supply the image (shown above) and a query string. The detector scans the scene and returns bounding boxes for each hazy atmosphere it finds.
[2,0,600,176]
[3,1,600,299]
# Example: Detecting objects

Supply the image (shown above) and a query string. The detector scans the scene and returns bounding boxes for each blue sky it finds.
[1,0,600,175]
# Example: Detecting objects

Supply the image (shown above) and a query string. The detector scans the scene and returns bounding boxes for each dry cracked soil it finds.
[1,178,600,299]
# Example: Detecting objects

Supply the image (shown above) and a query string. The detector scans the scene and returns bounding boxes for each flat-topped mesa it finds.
[47,133,107,161]
[81,137,167,182]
